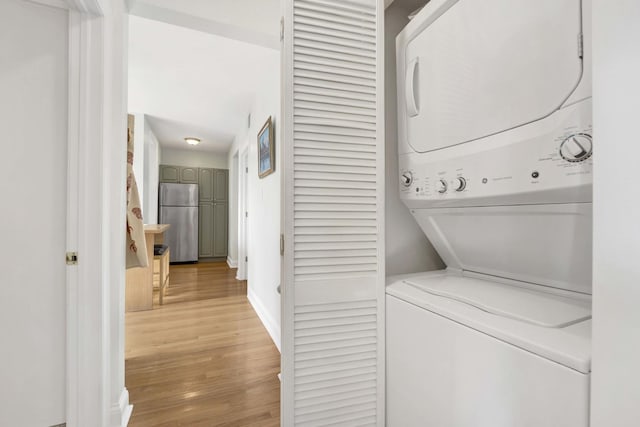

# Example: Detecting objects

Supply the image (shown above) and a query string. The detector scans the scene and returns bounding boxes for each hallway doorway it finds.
[125,262,280,426]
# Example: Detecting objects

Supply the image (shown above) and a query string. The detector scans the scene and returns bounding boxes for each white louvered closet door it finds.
[281,0,384,426]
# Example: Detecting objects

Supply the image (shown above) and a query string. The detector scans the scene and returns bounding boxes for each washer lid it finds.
[410,204,593,295]
[404,274,591,328]
[403,0,583,153]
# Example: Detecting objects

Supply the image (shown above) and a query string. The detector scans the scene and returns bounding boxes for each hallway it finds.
[125,262,280,426]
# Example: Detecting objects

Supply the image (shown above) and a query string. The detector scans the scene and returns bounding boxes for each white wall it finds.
[591,1,640,425]
[132,113,146,212]
[131,113,161,224]
[227,51,281,350]
[161,147,228,169]
[385,0,443,276]
[0,1,67,425]
[143,116,161,224]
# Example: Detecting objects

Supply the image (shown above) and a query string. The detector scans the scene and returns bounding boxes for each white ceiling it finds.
[128,0,396,153]
[128,15,280,153]
[129,0,281,49]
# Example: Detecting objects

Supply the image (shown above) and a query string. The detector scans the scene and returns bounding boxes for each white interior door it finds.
[0,1,68,425]
[281,0,385,425]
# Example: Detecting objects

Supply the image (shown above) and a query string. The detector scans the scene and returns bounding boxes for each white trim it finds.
[237,148,249,281]
[226,257,238,269]
[64,1,130,426]
[25,0,69,9]
[67,7,109,425]
[247,288,282,352]
[65,9,81,427]
[111,389,133,427]
[280,1,295,423]
[26,0,105,13]
[67,0,103,14]
[374,1,387,423]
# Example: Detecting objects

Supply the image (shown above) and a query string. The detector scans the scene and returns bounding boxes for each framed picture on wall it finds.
[257,116,275,178]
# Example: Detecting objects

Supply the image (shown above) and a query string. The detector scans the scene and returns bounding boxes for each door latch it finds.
[66,252,78,265]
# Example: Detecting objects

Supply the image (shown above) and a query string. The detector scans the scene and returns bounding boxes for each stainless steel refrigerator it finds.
[159,183,199,263]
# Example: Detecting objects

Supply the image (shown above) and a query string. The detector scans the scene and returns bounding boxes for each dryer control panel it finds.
[399,100,593,207]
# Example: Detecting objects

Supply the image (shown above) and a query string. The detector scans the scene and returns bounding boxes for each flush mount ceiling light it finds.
[185,137,200,146]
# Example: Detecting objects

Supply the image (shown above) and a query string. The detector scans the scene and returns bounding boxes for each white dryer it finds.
[388,0,593,425]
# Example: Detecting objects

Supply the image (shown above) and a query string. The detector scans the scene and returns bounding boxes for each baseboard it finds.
[247,288,281,352]
[110,388,133,427]
[227,257,237,269]
[197,257,226,263]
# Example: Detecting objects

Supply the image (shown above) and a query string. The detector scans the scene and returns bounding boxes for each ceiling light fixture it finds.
[185,137,200,146]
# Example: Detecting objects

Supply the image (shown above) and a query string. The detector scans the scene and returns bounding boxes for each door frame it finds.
[26,0,130,425]
[237,147,249,281]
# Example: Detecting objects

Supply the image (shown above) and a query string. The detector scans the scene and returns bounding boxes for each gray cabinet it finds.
[198,203,214,257]
[159,165,180,183]
[159,164,229,259]
[198,168,214,202]
[159,165,199,184]
[213,203,228,257]
[180,167,198,184]
[214,169,228,202]
[199,201,227,259]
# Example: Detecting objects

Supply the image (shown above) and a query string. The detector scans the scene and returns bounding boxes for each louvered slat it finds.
[294,131,375,145]
[295,30,376,52]
[293,10,376,31]
[295,107,377,123]
[284,0,382,425]
[295,374,377,394]
[297,0,377,15]
[296,0,376,20]
[295,24,376,46]
[294,167,375,178]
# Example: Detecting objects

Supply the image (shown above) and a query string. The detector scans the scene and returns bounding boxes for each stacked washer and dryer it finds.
[388,0,593,425]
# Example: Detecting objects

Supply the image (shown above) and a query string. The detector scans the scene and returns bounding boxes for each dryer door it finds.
[403,0,583,153]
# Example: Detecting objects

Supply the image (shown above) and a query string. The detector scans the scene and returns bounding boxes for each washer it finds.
[386,272,591,426]
[390,0,593,425]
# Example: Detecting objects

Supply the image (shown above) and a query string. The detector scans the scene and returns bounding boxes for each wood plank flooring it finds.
[126,262,281,427]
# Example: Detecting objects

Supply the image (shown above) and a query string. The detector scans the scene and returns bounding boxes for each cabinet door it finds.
[198,168,214,202]
[213,202,228,257]
[159,165,180,183]
[180,167,199,184]
[198,203,214,257]
[281,0,384,424]
[213,169,228,202]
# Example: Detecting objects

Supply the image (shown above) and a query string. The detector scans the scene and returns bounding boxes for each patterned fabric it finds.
[126,115,148,269]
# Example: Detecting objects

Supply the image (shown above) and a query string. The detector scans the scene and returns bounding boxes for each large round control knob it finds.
[400,171,413,187]
[560,134,593,162]
[436,179,447,194]
[453,177,466,192]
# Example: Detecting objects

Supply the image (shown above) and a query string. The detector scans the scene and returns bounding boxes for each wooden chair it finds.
[153,247,170,305]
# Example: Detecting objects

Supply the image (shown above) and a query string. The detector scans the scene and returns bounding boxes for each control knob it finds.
[436,179,447,194]
[400,171,413,187]
[559,134,593,162]
[453,177,466,192]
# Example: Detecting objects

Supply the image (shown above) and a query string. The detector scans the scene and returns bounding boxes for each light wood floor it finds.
[126,262,281,427]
